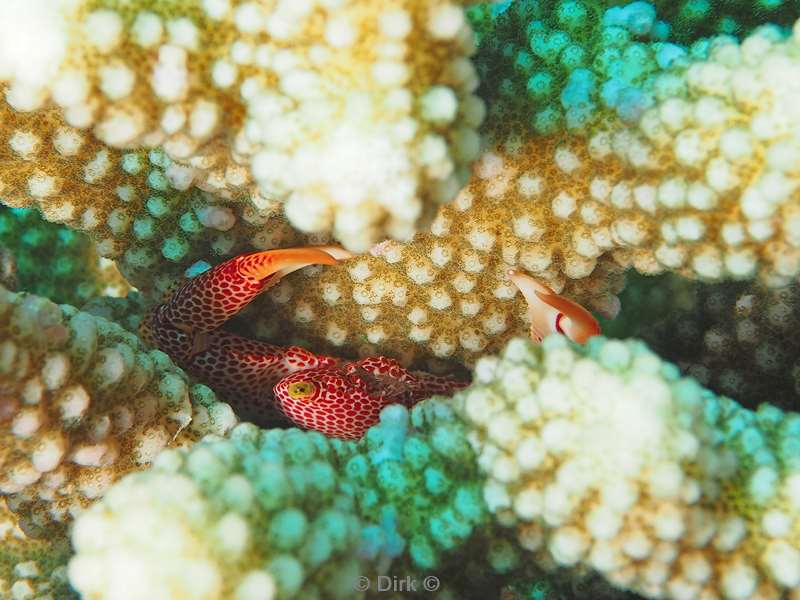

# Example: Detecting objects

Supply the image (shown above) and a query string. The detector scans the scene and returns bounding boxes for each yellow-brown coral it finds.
[0,499,74,599]
[246,26,800,370]
[0,287,236,538]
[0,95,310,294]
[0,0,485,250]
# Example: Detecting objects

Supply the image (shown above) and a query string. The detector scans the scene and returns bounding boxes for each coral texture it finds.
[0,206,128,305]
[606,272,800,411]
[3,4,799,373]
[648,0,800,42]
[67,402,490,598]
[0,95,309,296]
[0,286,236,538]
[1,1,800,599]
[233,18,800,370]
[461,336,800,599]
[0,498,76,599]
[70,335,800,600]
[0,0,485,250]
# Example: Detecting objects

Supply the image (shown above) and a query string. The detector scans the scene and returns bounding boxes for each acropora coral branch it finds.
[247,19,800,369]
[3,4,799,373]
[476,0,800,289]
[0,286,236,538]
[69,336,800,600]
[605,272,800,411]
[0,498,75,599]
[0,207,128,305]
[67,407,486,599]
[462,335,800,600]
[0,0,486,251]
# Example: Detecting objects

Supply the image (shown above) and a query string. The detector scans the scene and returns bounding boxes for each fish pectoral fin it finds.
[189,331,212,358]
[533,291,600,342]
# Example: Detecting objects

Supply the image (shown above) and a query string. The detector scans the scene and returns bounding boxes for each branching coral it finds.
[6,5,799,374]
[81,291,150,338]
[0,0,485,251]
[0,498,76,599]
[0,207,128,305]
[647,0,800,42]
[0,95,310,297]
[69,425,373,599]
[67,403,490,599]
[341,402,488,570]
[0,286,236,538]
[241,19,800,370]
[3,3,800,600]
[607,272,800,411]
[472,0,674,137]
[474,2,800,282]
[242,140,627,370]
[460,335,800,599]
[69,333,800,600]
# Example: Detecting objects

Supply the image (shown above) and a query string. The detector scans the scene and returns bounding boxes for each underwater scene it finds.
[0,0,799,598]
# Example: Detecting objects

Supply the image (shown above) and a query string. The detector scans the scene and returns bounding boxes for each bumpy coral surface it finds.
[649,0,800,42]
[81,291,149,338]
[67,403,488,599]
[0,498,76,599]
[4,5,799,373]
[0,0,485,251]
[460,335,800,599]
[3,1,800,599]
[0,286,236,538]
[0,90,310,293]
[69,425,374,600]
[245,141,629,370]
[478,1,800,286]
[0,206,128,305]
[68,333,800,600]
[473,0,672,136]
[226,19,800,370]
[607,272,800,412]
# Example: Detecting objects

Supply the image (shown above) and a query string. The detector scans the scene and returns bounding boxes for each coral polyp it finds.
[0,0,485,251]
[0,1,799,599]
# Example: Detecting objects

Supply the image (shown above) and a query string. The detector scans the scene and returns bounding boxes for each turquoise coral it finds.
[0,206,128,306]
[471,0,675,137]
[0,0,797,599]
[69,335,800,599]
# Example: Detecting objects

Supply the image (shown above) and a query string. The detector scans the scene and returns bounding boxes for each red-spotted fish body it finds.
[184,331,339,424]
[141,247,467,434]
[274,357,468,439]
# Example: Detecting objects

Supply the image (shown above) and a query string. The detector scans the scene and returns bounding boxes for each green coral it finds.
[0,207,128,305]
[81,291,150,337]
[69,333,800,599]
[339,401,489,573]
[69,425,374,599]
[0,499,76,599]
[604,272,800,411]
[469,0,674,138]
[649,0,800,41]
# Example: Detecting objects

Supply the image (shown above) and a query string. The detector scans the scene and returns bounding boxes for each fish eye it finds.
[286,381,316,400]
